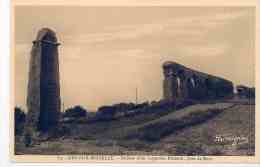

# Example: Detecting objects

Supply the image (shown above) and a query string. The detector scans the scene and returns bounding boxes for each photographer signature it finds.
[214,134,249,146]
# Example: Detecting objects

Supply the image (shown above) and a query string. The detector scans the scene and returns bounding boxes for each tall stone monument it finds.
[25,28,61,138]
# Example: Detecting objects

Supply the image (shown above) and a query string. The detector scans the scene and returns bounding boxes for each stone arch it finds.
[187,76,196,98]
[188,77,196,88]
[162,61,234,102]
[177,69,185,79]
[205,78,216,98]
[205,78,212,89]
[176,76,181,98]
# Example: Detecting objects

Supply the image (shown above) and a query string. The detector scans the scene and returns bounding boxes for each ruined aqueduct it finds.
[162,61,234,102]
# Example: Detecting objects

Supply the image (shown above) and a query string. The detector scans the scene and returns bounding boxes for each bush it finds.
[24,133,32,147]
[96,106,117,121]
[64,105,87,118]
[15,107,26,136]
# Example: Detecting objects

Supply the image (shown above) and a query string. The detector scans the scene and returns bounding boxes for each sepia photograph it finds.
[13,4,257,162]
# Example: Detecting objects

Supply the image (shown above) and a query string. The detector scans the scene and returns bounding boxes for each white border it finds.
[2,0,260,166]
[0,0,10,167]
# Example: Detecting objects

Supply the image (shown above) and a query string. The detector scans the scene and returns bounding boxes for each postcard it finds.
[11,0,260,163]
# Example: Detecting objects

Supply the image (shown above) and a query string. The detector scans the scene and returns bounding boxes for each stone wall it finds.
[162,61,234,102]
[236,85,255,98]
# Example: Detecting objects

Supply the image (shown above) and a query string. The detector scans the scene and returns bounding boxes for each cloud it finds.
[176,44,230,57]
[62,9,249,45]
[60,45,82,61]
[15,7,254,110]
[15,44,31,58]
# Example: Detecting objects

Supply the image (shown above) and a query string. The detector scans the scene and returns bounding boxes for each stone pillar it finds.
[163,62,178,102]
[178,74,189,100]
[25,28,61,140]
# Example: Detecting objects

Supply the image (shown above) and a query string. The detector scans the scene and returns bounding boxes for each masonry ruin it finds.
[25,28,61,137]
[162,61,234,102]
[236,85,255,99]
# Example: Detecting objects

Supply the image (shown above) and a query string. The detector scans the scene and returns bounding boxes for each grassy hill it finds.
[15,100,255,156]
[101,103,235,140]
[151,104,255,155]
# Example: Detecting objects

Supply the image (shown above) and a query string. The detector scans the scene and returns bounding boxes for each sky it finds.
[15,6,255,111]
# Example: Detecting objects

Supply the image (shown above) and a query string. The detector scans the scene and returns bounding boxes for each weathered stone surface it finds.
[236,85,255,98]
[162,61,234,102]
[25,28,61,138]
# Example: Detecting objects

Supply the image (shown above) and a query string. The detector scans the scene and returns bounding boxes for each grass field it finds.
[15,100,255,155]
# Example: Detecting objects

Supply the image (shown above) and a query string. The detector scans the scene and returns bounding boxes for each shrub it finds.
[24,133,32,147]
[64,105,87,118]
[15,107,26,136]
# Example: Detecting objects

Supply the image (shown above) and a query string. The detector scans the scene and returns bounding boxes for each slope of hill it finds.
[100,103,235,140]
[15,100,255,156]
[151,104,255,155]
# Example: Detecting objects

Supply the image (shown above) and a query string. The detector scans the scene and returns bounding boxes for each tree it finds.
[64,105,87,118]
